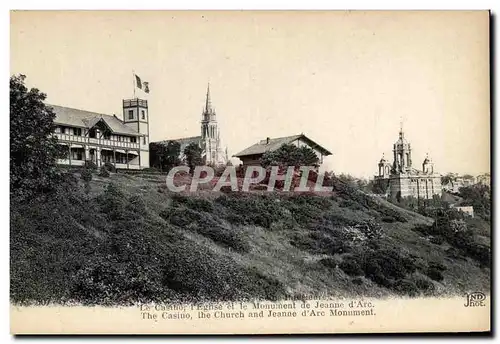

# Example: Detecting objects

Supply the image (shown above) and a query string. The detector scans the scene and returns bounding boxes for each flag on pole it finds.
[135,74,142,89]
[134,74,150,93]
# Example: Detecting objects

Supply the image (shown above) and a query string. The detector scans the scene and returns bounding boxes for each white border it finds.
[3,1,497,343]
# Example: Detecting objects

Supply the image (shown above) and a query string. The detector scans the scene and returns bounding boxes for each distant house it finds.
[453,205,474,218]
[233,134,332,166]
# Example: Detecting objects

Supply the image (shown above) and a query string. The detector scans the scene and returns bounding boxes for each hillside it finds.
[10,171,491,305]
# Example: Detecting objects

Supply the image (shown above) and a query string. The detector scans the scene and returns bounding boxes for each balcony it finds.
[55,133,140,150]
[123,99,148,108]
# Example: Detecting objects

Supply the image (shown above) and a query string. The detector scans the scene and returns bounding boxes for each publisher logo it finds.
[464,292,486,307]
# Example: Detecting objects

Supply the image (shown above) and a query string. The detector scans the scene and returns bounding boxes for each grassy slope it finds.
[10,171,490,305]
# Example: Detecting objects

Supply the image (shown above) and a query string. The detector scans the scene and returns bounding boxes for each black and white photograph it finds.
[9,10,491,334]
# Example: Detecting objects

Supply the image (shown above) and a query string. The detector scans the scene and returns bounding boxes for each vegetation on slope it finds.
[11,171,491,305]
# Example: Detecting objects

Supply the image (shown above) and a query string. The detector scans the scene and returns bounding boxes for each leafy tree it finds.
[184,142,203,174]
[150,141,181,172]
[10,74,65,200]
[441,173,455,185]
[458,184,491,221]
[260,144,320,168]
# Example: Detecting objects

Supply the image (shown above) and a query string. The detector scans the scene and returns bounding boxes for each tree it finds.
[10,74,65,200]
[260,144,320,168]
[184,142,203,174]
[150,141,181,172]
[441,173,455,185]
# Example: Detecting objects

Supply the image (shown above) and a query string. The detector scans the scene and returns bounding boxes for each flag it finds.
[134,74,150,93]
[135,74,142,89]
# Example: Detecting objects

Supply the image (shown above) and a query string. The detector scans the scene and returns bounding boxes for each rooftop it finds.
[49,104,140,136]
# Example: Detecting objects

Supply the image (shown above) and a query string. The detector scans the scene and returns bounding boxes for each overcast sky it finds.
[10,10,490,178]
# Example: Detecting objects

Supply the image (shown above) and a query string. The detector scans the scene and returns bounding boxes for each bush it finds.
[103,162,116,173]
[161,207,249,253]
[427,268,444,282]
[429,235,445,245]
[142,167,160,173]
[426,262,446,282]
[98,166,110,178]
[216,194,284,229]
[171,194,214,213]
[84,160,98,170]
[392,279,419,297]
[339,257,363,276]
[414,277,435,294]
[290,231,351,255]
[80,168,93,182]
[319,257,338,269]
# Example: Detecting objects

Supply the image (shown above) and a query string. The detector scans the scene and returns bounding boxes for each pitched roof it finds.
[48,104,140,136]
[233,134,332,157]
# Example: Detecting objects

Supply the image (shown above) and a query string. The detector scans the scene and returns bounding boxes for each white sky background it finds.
[10,10,490,178]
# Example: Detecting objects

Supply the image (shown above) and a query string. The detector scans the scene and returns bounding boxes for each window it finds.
[73,128,82,136]
[103,132,111,140]
[89,129,96,138]
[128,110,134,120]
[143,137,146,145]
[60,126,66,134]
[131,137,137,143]
[141,110,145,120]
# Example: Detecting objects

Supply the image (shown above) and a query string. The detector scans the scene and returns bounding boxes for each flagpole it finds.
[132,70,136,99]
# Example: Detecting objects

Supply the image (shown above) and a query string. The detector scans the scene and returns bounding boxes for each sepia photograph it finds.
[9,9,491,334]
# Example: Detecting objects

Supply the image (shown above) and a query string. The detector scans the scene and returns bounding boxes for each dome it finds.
[379,154,387,164]
[423,154,432,164]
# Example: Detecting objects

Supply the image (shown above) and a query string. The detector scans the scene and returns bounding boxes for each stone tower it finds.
[392,123,412,173]
[200,84,224,165]
[122,98,150,168]
[422,153,434,174]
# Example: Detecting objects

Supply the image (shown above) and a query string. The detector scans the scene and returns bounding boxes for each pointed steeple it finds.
[205,83,213,114]
[399,117,404,139]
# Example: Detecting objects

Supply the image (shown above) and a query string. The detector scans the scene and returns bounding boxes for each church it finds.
[374,126,442,201]
[151,84,227,166]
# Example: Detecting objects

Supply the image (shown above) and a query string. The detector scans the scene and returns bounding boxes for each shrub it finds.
[98,166,110,178]
[426,268,444,282]
[171,194,214,213]
[429,235,445,245]
[84,160,98,170]
[414,277,435,294]
[339,257,363,276]
[80,168,93,182]
[382,216,396,223]
[161,207,249,253]
[319,257,337,269]
[352,277,364,285]
[142,167,160,173]
[103,162,116,173]
[216,194,284,229]
[426,262,446,282]
[392,279,419,297]
[290,231,351,255]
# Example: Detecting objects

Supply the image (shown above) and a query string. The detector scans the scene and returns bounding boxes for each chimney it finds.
[266,137,270,144]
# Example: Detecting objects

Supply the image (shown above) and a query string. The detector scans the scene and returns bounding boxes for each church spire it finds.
[205,83,212,114]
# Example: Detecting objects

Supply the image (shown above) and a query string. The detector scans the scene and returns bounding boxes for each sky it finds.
[10,10,490,178]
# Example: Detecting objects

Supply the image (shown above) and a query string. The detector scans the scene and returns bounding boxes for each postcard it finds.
[10,10,491,334]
